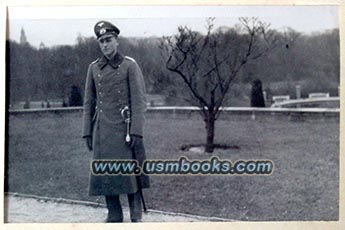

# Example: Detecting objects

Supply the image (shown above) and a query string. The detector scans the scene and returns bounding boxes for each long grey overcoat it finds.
[82,52,150,196]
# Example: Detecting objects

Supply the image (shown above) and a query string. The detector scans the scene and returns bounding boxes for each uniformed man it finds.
[82,21,149,223]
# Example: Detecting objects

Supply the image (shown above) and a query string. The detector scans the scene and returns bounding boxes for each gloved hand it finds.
[84,136,93,151]
[129,134,142,149]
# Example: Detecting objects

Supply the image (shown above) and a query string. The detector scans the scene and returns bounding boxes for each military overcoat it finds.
[82,52,150,196]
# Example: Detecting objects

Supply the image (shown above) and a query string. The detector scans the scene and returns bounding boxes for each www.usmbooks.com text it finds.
[91,157,273,175]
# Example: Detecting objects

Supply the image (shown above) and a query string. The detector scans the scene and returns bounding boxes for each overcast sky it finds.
[7,5,339,48]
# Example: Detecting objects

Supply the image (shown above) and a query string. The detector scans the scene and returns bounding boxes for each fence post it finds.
[251,111,256,120]
[296,85,301,108]
[296,85,301,99]
[172,108,176,119]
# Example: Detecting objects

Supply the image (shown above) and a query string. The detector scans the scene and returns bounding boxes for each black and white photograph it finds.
[3,2,342,227]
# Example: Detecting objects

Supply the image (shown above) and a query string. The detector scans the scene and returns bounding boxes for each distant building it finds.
[146,94,166,106]
[20,28,29,45]
[272,95,290,104]
[308,93,330,98]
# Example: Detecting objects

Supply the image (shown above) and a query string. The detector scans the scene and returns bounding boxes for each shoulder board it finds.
[91,58,99,65]
[125,56,136,63]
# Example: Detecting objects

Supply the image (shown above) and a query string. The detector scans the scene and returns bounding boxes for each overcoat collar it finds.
[98,52,124,69]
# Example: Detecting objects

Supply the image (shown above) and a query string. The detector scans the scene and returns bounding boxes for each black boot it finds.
[105,195,123,223]
[128,191,142,222]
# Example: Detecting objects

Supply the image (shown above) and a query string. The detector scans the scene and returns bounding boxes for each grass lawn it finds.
[6,111,339,221]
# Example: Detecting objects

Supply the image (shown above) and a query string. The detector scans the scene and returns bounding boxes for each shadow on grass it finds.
[180,143,240,152]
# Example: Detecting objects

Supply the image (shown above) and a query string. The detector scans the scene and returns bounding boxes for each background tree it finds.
[6,25,339,110]
[161,18,278,152]
[250,79,265,107]
[68,85,83,106]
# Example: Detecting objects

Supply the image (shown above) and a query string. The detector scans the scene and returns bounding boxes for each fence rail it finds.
[8,106,340,114]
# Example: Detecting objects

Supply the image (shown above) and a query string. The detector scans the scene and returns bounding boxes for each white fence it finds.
[9,106,339,121]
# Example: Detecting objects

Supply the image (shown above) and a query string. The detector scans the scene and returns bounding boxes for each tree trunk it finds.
[205,112,216,153]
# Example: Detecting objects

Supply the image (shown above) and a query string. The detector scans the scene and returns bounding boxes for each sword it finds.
[120,105,147,212]
[133,147,148,212]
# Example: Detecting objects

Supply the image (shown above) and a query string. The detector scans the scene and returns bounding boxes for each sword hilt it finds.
[120,106,130,121]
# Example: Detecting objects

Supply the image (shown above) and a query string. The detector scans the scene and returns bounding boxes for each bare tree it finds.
[161,17,278,152]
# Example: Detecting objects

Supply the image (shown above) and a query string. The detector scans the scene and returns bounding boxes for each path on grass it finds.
[4,193,232,223]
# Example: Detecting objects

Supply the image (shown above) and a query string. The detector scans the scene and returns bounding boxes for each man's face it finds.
[97,34,118,58]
